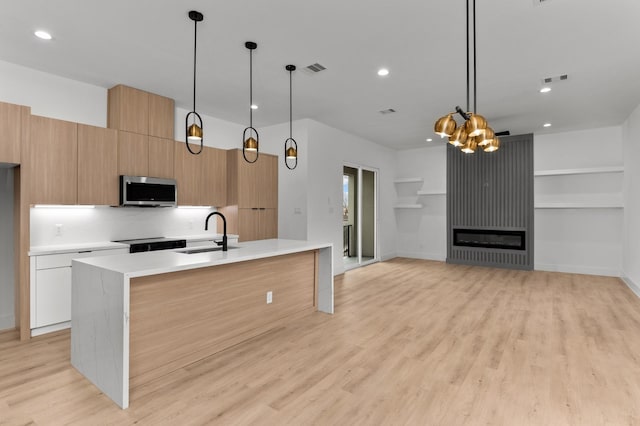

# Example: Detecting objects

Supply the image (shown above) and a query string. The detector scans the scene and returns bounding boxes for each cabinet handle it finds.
[78,250,93,253]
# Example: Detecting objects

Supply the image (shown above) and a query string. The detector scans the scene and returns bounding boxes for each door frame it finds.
[343,162,379,270]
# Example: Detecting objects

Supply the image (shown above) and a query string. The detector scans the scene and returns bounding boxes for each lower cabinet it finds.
[30,248,129,336]
[238,208,278,242]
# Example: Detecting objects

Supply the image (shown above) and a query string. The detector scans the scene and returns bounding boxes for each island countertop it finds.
[74,238,333,278]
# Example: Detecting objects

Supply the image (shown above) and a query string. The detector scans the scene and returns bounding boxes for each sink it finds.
[177,246,238,254]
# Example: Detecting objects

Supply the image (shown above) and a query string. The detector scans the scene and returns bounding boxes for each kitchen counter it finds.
[71,238,333,409]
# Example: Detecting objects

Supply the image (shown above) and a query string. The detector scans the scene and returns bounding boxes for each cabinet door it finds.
[29,116,78,204]
[149,136,174,179]
[238,208,260,242]
[118,131,149,177]
[205,146,227,207]
[148,94,174,139]
[0,101,25,164]
[174,140,201,205]
[258,154,278,208]
[236,151,259,208]
[108,85,149,135]
[35,267,71,327]
[259,208,278,239]
[78,124,118,205]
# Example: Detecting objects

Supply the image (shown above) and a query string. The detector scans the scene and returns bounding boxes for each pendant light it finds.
[284,64,298,170]
[432,0,499,154]
[242,41,259,163]
[185,10,204,155]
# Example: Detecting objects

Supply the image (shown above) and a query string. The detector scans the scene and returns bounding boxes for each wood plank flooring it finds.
[2,258,640,425]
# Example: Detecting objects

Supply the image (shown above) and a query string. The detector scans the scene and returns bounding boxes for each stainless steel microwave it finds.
[119,175,177,207]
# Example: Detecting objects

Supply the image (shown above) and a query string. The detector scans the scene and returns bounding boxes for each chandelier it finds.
[433,0,500,154]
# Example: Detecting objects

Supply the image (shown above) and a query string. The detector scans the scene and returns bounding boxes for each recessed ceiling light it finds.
[426,138,433,142]
[250,104,258,110]
[377,68,389,77]
[540,87,551,93]
[34,30,52,40]
[543,123,552,127]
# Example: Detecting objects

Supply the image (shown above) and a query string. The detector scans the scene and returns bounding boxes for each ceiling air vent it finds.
[305,63,326,73]
[379,108,396,115]
[542,74,568,84]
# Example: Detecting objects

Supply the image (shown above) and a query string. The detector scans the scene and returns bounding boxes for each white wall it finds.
[623,103,640,294]
[394,145,447,261]
[0,60,106,127]
[534,127,624,276]
[306,120,397,275]
[0,167,15,329]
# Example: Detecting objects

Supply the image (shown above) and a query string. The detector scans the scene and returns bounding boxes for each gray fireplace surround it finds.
[446,133,534,270]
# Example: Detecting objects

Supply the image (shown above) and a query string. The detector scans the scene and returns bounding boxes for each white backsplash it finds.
[30,206,219,246]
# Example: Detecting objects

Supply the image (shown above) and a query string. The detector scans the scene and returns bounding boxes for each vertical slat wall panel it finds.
[446,134,534,270]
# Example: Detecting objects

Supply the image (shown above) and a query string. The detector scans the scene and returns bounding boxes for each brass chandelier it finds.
[433,0,500,154]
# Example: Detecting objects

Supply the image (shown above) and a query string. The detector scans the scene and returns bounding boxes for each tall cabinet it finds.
[0,101,28,164]
[108,84,175,179]
[220,149,278,242]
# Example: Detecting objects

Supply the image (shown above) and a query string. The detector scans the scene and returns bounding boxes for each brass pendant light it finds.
[185,10,204,155]
[242,41,259,163]
[284,64,298,170]
[432,0,499,154]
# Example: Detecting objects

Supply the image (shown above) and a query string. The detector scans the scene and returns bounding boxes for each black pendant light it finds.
[185,10,204,155]
[242,41,259,163]
[284,64,298,170]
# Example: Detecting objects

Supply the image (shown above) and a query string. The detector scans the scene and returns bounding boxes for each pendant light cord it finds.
[289,69,293,139]
[473,0,477,114]
[193,19,197,113]
[249,49,253,128]
[466,0,470,113]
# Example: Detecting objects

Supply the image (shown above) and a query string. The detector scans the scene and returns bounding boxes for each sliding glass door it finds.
[343,164,377,270]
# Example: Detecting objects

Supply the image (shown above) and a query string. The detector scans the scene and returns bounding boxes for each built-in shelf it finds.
[534,166,624,177]
[393,177,424,184]
[535,202,624,209]
[393,204,423,209]
[417,190,446,195]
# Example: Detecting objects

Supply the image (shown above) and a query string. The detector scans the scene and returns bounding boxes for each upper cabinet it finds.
[108,85,174,139]
[174,142,226,206]
[226,149,278,209]
[28,116,78,205]
[0,101,29,164]
[78,124,118,205]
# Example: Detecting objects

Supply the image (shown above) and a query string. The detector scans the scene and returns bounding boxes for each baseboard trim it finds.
[397,251,446,262]
[380,253,397,262]
[535,263,621,277]
[623,277,640,298]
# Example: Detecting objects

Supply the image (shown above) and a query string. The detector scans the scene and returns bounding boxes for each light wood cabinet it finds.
[237,208,278,241]
[222,150,278,241]
[174,142,227,206]
[108,85,149,135]
[149,136,174,179]
[148,94,174,139]
[226,149,278,208]
[118,131,149,177]
[108,85,174,139]
[29,116,78,205]
[0,101,28,164]
[78,124,118,205]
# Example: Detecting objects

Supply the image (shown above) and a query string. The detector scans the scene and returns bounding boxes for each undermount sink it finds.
[177,246,238,254]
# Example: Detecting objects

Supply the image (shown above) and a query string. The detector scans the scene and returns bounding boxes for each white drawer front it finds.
[35,268,71,327]
[36,248,129,269]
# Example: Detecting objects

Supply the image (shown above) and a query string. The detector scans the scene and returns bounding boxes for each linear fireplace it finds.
[453,229,525,251]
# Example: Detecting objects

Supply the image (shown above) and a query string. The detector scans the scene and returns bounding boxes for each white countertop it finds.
[29,233,239,256]
[74,239,332,278]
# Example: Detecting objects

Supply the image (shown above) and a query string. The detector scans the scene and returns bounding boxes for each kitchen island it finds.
[70,239,333,409]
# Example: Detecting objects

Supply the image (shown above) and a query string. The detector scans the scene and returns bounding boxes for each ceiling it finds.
[1,0,640,150]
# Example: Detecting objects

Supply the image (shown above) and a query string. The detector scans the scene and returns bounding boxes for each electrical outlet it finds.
[266,291,273,304]
[55,224,63,236]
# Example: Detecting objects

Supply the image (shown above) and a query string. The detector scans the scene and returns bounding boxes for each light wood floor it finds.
[2,258,640,425]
